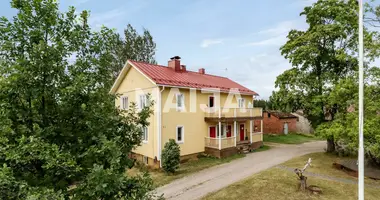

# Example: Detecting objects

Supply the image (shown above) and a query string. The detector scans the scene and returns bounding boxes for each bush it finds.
[161,139,180,173]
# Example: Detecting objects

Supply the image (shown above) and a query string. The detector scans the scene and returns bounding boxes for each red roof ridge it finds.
[129,60,229,79]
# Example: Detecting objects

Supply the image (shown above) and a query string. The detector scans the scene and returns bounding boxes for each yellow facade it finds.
[112,62,263,164]
[114,66,158,160]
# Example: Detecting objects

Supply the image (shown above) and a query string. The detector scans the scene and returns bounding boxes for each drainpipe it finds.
[218,108,222,150]
[157,86,165,168]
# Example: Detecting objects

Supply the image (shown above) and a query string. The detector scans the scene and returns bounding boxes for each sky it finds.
[0,0,318,99]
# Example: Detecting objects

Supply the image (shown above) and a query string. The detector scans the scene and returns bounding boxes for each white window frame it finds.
[139,94,148,110]
[176,93,185,111]
[217,124,227,138]
[238,98,245,108]
[141,126,148,143]
[176,125,184,143]
[121,96,128,110]
[208,95,215,108]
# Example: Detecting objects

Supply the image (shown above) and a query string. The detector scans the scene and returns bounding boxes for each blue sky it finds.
[0,0,317,99]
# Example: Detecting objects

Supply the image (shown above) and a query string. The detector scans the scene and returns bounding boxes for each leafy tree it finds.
[271,0,379,151]
[0,0,156,199]
[253,99,273,110]
[161,139,180,173]
[316,67,380,166]
[111,24,157,79]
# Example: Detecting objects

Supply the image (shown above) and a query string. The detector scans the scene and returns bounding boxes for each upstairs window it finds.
[238,98,245,108]
[121,96,128,110]
[176,93,184,111]
[176,126,184,143]
[209,96,214,108]
[139,94,148,109]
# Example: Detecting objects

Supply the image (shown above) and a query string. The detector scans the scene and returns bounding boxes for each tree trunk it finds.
[299,175,307,191]
[326,137,335,152]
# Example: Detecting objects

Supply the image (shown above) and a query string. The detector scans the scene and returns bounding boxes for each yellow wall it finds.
[114,65,158,159]
[114,64,262,159]
[161,88,255,156]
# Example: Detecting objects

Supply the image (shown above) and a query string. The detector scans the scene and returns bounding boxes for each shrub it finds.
[161,139,180,173]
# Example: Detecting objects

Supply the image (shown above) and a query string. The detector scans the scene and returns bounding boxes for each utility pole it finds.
[358,0,364,200]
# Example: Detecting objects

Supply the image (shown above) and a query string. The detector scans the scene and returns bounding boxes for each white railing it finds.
[205,137,236,149]
[205,137,219,149]
[205,107,262,118]
[221,137,235,149]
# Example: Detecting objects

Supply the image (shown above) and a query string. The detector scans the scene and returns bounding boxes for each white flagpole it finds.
[358,0,364,200]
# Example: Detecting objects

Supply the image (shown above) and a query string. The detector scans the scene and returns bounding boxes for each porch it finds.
[204,107,264,158]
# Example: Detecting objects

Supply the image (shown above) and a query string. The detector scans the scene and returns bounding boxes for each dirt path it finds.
[155,141,325,200]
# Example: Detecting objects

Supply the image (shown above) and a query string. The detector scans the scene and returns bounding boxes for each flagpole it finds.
[358,0,364,199]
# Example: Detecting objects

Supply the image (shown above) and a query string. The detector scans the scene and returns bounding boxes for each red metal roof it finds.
[129,60,258,95]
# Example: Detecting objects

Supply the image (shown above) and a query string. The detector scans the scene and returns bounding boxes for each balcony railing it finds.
[205,107,262,118]
[205,136,236,149]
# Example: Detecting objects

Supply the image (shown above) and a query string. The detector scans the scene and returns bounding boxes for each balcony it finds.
[204,107,263,123]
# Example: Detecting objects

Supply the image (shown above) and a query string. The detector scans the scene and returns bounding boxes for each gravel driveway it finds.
[155,141,325,200]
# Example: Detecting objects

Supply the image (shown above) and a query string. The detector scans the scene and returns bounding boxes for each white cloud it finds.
[200,39,223,48]
[257,20,300,36]
[89,8,126,28]
[244,35,286,47]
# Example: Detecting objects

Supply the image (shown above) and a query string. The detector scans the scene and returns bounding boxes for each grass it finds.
[203,152,380,200]
[263,133,320,144]
[127,154,245,187]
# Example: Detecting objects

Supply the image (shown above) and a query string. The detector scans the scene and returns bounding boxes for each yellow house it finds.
[110,56,263,168]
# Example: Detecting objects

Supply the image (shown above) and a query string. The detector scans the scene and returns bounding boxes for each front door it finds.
[240,124,245,141]
[210,126,216,138]
[227,125,232,137]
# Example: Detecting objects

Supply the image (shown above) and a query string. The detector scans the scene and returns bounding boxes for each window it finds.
[176,93,184,111]
[141,126,148,143]
[143,156,148,165]
[121,96,128,110]
[267,113,271,118]
[209,96,214,108]
[238,98,245,108]
[176,126,184,143]
[139,94,148,109]
[216,124,226,138]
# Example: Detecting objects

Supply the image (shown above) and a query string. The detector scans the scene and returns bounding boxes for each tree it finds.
[111,24,157,79]
[0,0,156,199]
[161,139,180,173]
[271,0,379,151]
[316,67,380,166]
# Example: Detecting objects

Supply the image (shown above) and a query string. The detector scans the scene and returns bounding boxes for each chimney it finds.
[180,65,186,72]
[168,56,181,72]
[198,68,205,74]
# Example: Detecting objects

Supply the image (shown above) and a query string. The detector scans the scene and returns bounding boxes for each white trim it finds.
[176,125,184,144]
[158,86,164,168]
[208,95,215,108]
[120,96,128,110]
[142,126,148,144]
[109,61,157,94]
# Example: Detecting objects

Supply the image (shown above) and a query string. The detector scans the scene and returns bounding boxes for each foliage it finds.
[161,139,181,173]
[253,99,272,110]
[316,67,380,165]
[263,133,319,144]
[0,0,157,199]
[111,24,157,79]
[270,0,379,127]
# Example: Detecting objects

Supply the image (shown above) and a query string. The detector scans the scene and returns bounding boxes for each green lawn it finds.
[263,133,320,144]
[250,145,271,152]
[203,152,380,200]
[127,154,245,187]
